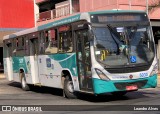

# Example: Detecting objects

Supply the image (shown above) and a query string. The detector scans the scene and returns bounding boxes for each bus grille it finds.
[114,80,148,90]
[105,65,150,73]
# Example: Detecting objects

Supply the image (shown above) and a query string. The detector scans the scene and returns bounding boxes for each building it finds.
[35,0,160,65]
[35,0,160,44]
[0,0,35,65]
[35,0,79,26]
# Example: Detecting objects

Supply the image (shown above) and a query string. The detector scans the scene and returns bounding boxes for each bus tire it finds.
[20,73,30,91]
[64,76,77,99]
[111,91,127,96]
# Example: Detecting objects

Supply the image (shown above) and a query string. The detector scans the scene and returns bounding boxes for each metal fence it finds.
[36,5,70,22]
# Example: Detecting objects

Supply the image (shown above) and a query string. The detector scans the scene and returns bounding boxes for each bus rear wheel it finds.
[20,73,30,91]
[64,76,77,99]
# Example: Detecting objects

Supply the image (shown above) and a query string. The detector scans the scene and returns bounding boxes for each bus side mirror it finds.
[88,30,94,41]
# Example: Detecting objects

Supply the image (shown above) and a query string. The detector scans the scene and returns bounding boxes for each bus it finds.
[3,10,158,98]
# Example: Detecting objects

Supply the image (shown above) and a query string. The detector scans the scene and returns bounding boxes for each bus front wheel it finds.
[20,73,30,91]
[64,76,77,99]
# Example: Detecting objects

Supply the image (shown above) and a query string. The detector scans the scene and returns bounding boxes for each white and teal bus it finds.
[3,10,158,98]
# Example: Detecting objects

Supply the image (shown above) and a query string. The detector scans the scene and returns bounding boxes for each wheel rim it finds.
[67,81,74,93]
[22,77,26,88]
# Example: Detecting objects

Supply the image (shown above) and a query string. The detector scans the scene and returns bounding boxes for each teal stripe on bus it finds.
[48,53,78,76]
[93,74,157,94]
[38,14,81,31]
[12,57,28,73]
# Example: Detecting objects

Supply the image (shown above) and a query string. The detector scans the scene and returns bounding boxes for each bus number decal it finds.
[139,73,148,78]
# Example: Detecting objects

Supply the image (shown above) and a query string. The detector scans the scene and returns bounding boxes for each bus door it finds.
[6,42,13,81]
[29,37,40,84]
[75,29,93,91]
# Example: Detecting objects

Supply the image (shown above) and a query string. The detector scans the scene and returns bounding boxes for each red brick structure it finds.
[0,0,35,65]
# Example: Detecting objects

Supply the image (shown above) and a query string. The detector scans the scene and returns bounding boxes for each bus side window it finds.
[15,37,25,56]
[16,38,19,47]
[45,31,49,47]
[25,36,30,56]
[39,31,45,54]
[58,25,73,53]
[45,29,58,54]
[5,40,13,57]
[65,31,72,52]
[12,39,17,56]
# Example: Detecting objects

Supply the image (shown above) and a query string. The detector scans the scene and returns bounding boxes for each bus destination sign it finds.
[98,15,140,22]
[91,13,148,23]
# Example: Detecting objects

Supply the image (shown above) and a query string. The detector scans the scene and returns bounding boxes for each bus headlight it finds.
[95,68,110,81]
[150,63,158,76]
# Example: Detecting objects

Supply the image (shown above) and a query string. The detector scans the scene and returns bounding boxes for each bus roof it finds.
[3,13,81,40]
[3,10,146,40]
[88,10,145,15]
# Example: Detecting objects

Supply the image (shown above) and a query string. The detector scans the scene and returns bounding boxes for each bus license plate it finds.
[126,85,138,90]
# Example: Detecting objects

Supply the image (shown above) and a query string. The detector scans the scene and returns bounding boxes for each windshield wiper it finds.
[107,24,121,40]
[106,24,122,55]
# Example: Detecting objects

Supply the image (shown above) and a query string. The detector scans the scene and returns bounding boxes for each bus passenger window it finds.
[15,37,25,56]
[59,32,72,52]
[45,29,58,54]
[6,40,13,57]
[58,25,72,53]
[25,38,30,55]
[16,38,19,47]
[39,31,45,54]
[12,39,17,56]
[45,31,49,48]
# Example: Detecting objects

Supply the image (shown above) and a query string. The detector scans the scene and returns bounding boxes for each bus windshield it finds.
[92,24,155,67]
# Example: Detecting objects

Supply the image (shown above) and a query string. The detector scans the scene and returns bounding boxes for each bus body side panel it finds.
[24,56,33,84]
[29,56,40,84]
[12,57,21,82]
[6,57,13,81]
[38,55,62,88]
[3,58,7,79]
[3,58,13,81]
[12,57,27,82]
[48,53,79,91]
[48,53,79,90]
[11,56,34,84]
[37,53,79,90]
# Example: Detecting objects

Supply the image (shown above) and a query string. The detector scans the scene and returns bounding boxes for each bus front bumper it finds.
[93,74,157,94]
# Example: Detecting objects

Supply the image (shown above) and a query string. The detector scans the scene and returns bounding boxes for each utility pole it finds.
[146,0,148,14]
[129,0,131,10]
[69,0,72,14]
[33,0,40,27]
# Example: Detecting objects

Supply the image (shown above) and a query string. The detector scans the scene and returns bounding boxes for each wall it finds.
[36,0,48,4]
[80,0,118,12]
[55,1,70,18]
[79,0,160,20]
[118,0,160,19]
[0,0,35,28]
